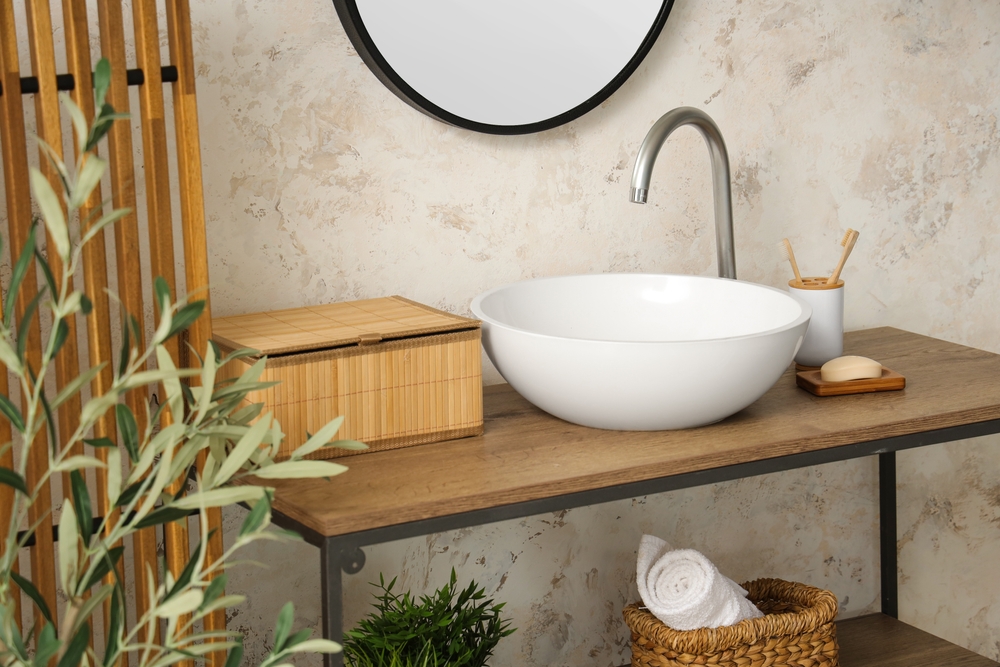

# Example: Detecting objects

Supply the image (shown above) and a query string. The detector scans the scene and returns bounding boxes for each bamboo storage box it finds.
[212,296,484,460]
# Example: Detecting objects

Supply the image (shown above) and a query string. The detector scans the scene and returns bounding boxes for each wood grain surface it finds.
[796,368,906,396]
[261,327,1000,538]
[836,614,998,666]
[212,295,480,356]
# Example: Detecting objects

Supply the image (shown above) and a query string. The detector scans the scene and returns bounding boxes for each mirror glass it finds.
[335,0,674,134]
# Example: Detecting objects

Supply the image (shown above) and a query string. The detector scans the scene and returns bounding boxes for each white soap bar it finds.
[820,355,883,383]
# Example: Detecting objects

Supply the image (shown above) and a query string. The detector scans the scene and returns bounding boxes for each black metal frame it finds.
[330,0,676,136]
[265,418,1000,667]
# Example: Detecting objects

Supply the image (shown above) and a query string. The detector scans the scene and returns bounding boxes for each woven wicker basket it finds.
[623,578,839,667]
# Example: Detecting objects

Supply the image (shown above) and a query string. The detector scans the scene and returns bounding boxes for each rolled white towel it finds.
[636,534,763,631]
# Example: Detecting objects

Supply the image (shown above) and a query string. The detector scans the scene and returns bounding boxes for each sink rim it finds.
[470,273,812,346]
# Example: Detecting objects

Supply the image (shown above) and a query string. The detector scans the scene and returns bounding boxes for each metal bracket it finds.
[340,545,365,574]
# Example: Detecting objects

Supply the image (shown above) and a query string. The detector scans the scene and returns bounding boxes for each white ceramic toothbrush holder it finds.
[789,277,844,368]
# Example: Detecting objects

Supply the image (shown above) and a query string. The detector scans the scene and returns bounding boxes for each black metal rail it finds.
[0,66,179,97]
[14,505,199,547]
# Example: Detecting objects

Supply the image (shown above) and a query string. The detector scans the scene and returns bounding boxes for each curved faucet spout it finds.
[629,107,737,280]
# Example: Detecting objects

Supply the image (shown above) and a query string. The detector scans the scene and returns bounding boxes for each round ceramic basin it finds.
[470,274,811,430]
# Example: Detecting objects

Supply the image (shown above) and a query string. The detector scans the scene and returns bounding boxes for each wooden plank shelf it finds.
[837,615,998,666]
[615,615,998,667]
[262,327,1000,539]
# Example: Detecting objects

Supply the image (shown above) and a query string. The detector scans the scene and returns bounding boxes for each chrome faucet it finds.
[629,107,737,280]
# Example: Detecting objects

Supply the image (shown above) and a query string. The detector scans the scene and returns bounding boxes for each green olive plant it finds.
[0,58,363,667]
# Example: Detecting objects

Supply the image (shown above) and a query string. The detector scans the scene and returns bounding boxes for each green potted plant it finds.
[344,569,514,667]
[0,59,362,667]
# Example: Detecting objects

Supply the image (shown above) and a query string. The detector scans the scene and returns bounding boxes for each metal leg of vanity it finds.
[879,451,898,619]
[268,419,1000,667]
[320,541,365,667]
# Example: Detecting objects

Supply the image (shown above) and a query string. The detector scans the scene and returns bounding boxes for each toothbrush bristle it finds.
[778,240,790,259]
[840,228,855,246]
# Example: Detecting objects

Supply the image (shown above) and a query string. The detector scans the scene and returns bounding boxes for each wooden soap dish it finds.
[796,367,906,397]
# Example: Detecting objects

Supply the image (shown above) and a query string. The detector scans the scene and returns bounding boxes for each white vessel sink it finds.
[470,274,811,430]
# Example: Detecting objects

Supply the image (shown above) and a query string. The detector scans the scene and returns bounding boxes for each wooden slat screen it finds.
[0,0,223,662]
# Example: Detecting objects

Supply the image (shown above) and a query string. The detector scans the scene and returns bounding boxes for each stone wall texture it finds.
[199,1,1000,664]
[3,0,998,664]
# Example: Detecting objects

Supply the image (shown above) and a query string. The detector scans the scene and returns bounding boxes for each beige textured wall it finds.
[2,0,996,664]
[194,0,1000,664]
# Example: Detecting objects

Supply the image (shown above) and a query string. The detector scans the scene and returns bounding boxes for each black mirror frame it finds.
[332,0,676,135]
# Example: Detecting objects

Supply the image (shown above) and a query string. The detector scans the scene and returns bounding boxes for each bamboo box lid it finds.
[211,296,480,357]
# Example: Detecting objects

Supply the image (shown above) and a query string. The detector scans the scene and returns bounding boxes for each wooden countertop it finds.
[261,327,1000,538]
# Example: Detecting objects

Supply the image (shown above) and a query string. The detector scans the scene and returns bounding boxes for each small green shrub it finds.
[0,59,354,667]
[344,569,515,667]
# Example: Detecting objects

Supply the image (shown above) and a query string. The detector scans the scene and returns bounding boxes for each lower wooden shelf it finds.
[837,614,997,666]
[617,614,998,667]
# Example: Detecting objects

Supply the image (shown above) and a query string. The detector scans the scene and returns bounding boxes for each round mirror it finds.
[333,0,675,135]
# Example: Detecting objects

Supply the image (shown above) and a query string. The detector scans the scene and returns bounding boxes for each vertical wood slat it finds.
[164,0,211,357]
[0,0,59,633]
[164,2,227,662]
[61,0,126,642]
[24,0,85,458]
[21,1,98,646]
[96,0,161,647]
[132,0,179,359]
[0,3,24,636]
[131,0,191,658]
[0,291,22,633]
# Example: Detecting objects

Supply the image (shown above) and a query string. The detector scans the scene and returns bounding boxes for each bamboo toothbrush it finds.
[779,238,803,285]
[828,228,860,284]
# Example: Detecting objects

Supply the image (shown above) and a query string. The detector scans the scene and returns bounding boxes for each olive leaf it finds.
[252,460,348,480]
[29,168,70,261]
[58,500,79,594]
